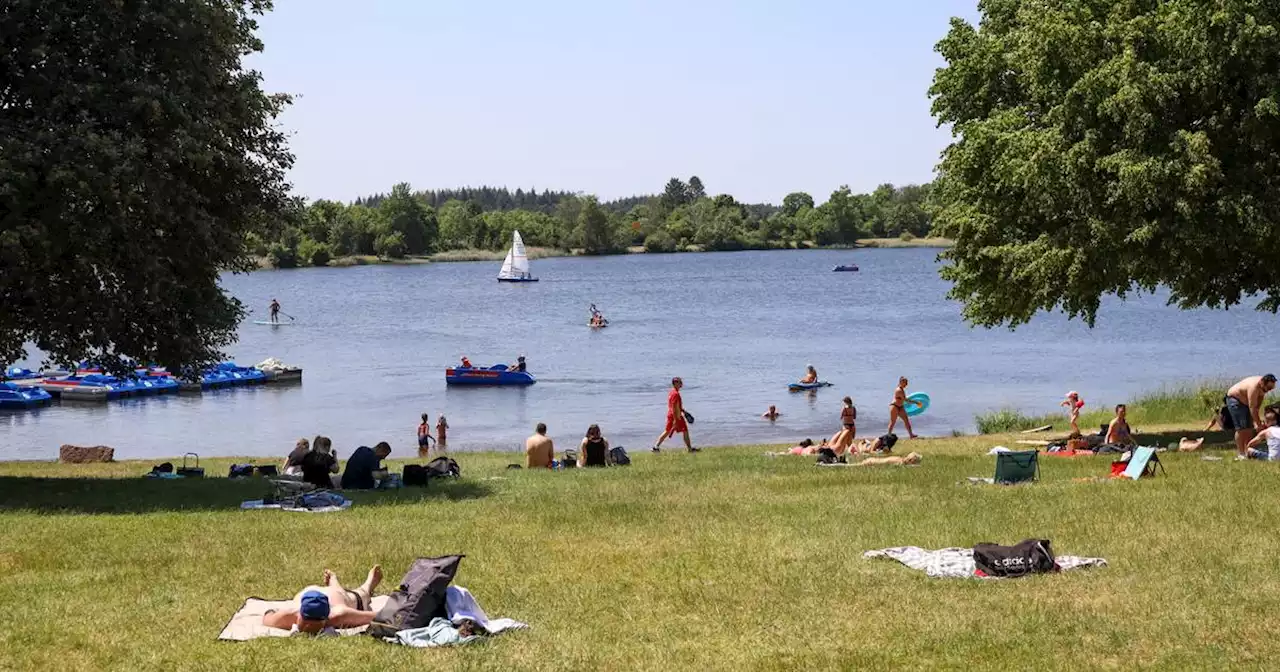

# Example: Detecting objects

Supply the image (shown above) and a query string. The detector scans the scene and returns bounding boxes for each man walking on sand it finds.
[1226,374,1277,459]
[653,377,698,453]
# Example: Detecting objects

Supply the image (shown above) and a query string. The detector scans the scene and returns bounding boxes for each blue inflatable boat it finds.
[4,367,42,381]
[446,365,536,386]
[904,392,930,417]
[788,381,833,391]
[178,362,268,391]
[0,382,53,409]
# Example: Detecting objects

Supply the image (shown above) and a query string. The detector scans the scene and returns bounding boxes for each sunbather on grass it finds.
[262,566,382,634]
[853,452,922,466]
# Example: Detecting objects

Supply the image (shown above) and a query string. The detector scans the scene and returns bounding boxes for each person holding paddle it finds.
[653,377,698,453]
[269,298,281,324]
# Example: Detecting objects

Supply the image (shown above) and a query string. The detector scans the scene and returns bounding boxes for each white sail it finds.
[498,248,515,278]
[498,230,532,279]
[510,231,530,275]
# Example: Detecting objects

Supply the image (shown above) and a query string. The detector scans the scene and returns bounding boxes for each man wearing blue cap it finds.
[262,566,382,634]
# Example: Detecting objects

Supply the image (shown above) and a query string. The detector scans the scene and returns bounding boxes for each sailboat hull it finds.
[496,277,539,283]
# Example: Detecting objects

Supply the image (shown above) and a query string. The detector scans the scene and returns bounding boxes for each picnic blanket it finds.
[218,586,525,644]
[218,595,392,640]
[241,492,351,513]
[864,546,1108,579]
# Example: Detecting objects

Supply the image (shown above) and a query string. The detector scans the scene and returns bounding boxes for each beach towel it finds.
[864,546,1107,579]
[217,596,391,641]
[241,492,351,513]
[389,587,529,648]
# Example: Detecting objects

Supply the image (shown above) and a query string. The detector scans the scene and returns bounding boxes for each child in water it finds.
[436,414,449,449]
[417,413,435,457]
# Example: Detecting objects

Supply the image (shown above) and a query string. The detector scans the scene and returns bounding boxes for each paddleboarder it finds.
[269,299,281,324]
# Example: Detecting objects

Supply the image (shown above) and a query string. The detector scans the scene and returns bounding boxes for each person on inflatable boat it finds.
[799,365,818,385]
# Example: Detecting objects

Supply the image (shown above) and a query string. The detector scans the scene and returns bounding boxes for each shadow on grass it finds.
[0,476,494,515]
[1135,429,1236,449]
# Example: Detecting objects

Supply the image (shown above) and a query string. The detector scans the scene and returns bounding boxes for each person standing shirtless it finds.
[262,566,382,634]
[1226,374,1277,459]
[887,377,918,439]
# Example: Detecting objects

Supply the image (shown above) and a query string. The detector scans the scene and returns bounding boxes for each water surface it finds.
[4,249,1272,460]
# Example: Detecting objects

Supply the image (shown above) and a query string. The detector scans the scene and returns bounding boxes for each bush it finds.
[266,242,297,269]
[643,230,677,253]
[899,231,917,242]
[296,237,332,267]
[374,231,407,259]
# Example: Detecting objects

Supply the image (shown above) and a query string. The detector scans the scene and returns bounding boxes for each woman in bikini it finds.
[887,377,918,439]
[831,396,857,454]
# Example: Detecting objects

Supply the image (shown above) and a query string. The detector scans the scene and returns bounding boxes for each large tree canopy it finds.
[930,0,1280,327]
[0,0,293,375]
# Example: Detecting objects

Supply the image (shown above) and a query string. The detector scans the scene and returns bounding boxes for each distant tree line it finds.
[253,176,934,267]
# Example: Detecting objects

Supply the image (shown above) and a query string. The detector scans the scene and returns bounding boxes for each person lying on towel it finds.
[853,452,921,466]
[262,566,383,634]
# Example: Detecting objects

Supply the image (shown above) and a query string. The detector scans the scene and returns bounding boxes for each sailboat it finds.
[497,230,538,282]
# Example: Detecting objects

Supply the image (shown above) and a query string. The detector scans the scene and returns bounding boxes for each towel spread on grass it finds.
[217,595,391,641]
[864,546,1108,579]
[217,586,525,644]
[240,492,351,513]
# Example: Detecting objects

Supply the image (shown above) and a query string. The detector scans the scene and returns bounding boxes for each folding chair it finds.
[994,450,1040,484]
[1118,446,1165,480]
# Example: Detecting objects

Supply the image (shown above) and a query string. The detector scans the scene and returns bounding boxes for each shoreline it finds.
[251,239,954,270]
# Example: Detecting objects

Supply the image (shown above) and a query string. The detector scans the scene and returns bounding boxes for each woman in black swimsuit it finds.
[578,424,610,467]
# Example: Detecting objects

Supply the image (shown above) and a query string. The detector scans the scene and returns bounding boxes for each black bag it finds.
[228,463,254,479]
[367,555,464,638]
[973,539,1057,578]
[177,453,204,478]
[610,446,631,466]
[816,447,838,464]
[425,457,460,479]
[403,464,429,487]
[151,462,173,474]
[562,449,577,468]
[254,465,278,477]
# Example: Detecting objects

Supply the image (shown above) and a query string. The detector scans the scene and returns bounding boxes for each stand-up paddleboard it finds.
[788,381,833,391]
[904,392,930,417]
[252,321,294,326]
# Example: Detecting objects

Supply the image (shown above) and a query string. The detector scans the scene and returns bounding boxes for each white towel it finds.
[445,586,528,635]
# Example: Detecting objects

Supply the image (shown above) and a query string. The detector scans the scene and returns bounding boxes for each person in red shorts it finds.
[652,377,698,453]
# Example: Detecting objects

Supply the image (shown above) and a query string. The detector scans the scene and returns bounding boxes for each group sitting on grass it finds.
[280,436,393,490]
[524,423,622,468]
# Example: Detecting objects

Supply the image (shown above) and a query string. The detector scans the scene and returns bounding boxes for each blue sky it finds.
[250,0,979,204]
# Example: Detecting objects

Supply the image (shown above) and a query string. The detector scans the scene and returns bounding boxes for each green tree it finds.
[378,183,438,254]
[438,199,487,249]
[781,192,815,217]
[660,178,691,211]
[0,0,293,376]
[577,196,614,255]
[823,186,867,244]
[931,0,1280,326]
[688,175,707,200]
[374,230,407,259]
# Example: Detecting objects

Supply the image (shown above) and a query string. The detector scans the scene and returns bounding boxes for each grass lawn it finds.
[2,427,1277,670]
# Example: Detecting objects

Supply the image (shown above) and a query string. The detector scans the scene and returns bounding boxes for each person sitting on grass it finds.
[341,442,391,490]
[525,423,554,469]
[853,452,922,466]
[578,424,611,467]
[262,566,382,634]
[1246,408,1280,461]
[1106,404,1136,447]
[282,437,310,477]
[300,436,339,489]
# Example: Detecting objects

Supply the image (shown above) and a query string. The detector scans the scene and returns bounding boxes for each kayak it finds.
[0,382,52,409]
[832,265,859,272]
[446,365,536,386]
[788,381,833,391]
[904,392,930,417]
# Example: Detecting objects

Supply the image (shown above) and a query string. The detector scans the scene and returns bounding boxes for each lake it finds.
[4,248,1274,461]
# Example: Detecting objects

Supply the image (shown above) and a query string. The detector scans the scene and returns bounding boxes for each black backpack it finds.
[425,457,460,479]
[973,539,1057,578]
[228,464,254,479]
[816,447,839,464]
[403,464,429,487]
[367,555,464,638]
[610,446,631,466]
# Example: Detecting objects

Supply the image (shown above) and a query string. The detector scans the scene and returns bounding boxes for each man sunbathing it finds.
[262,566,383,634]
[853,452,922,466]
